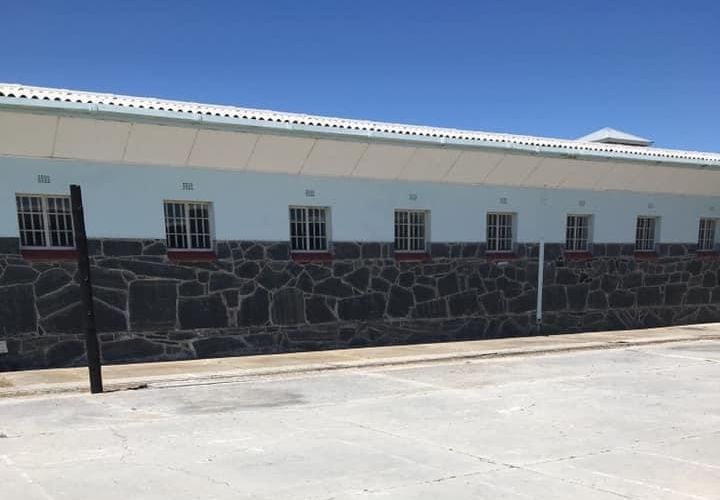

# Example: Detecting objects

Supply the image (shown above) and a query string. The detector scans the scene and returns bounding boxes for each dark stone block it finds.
[314,277,354,298]
[338,293,386,320]
[480,290,504,315]
[296,272,314,292]
[37,284,81,316]
[35,268,72,297]
[381,267,400,283]
[609,290,635,308]
[686,260,702,275]
[438,273,459,297]
[448,290,479,316]
[601,275,619,293]
[712,288,720,304]
[412,298,448,318]
[46,340,84,367]
[215,241,231,259]
[267,243,290,261]
[102,338,164,362]
[361,243,382,259]
[244,244,265,260]
[567,284,589,311]
[587,290,608,309]
[129,280,177,330]
[555,268,578,285]
[508,291,537,314]
[256,266,292,290]
[209,272,243,291]
[271,288,305,325]
[622,273,643,289]
[90,266,127,289]
[697,307,720,323]
[462,244,479,258]
[93,287,127,310]
[665,283,688,306]
[42,299,126,333]
[345,267,370,291]
[103,240,143,256]
[398,271,415,287]
[496,276,523,298]
[430,243,450,258]
[413,284,436,303]
[388,285,414,317]
[333,262,354,276]
[0,284,36,333]
[702,272,716,288]
[179,281,204,297]
[235,261,260,279]
[304,264,331,281]
[371,277,390,293]
[306,296,336,324]
[0,237,20,254]
[141,241,167,255]
[179,294,228,329]
[115,259,196,281]
[685,288,710,305]
[0,265,38,285]
[637,287,663,307]
[333,242,361,260]
[223,290,239,308]
[237,288,269,326]
[193,336,246,358]
[644,274,668,286]
[543,286,567,312]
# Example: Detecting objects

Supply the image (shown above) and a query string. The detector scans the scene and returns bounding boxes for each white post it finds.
[536,240,545,326]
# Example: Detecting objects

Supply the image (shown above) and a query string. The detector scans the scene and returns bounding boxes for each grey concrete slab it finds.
[1,341,719,499]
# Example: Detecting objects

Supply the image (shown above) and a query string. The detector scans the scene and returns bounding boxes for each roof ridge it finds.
[1,83,718,165]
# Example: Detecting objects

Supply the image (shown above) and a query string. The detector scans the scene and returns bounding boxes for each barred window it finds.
[290,206,329,252]
[487,213,514,252]
[635,216,658,251]
[394,210,428,252]
[16,194,75,248]
[566,215,591,251]
[163,201,212,250]
[698,218,717,251]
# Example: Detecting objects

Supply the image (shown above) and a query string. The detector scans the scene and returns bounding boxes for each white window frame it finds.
[163,200,214,251]
[565,214,592,252]
[486,212,515,252]
[16,193,75,249]
[289,206,330,253]
[698,218,717,251]
[394,209,429,253]
[635,216,659,251]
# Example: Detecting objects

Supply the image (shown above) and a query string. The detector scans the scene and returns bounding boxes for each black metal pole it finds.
[70,185,103,394]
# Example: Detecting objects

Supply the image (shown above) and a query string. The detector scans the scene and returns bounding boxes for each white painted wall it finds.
[0,156,717,244]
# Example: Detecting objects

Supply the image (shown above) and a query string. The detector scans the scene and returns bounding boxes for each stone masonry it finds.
[1,237,719,370]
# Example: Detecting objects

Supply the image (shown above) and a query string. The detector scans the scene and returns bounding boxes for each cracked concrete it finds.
[0,340,719,499]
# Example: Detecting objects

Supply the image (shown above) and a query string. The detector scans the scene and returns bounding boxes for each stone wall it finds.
[1,237,719,370]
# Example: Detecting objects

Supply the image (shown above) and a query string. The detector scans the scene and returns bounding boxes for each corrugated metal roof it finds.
[0,83,718,167]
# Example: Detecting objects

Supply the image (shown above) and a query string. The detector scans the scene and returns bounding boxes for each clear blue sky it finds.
[2,1,718,151]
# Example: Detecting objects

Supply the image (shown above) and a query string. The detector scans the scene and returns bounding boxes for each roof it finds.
[0,83,718,168]
[577,127,653,147]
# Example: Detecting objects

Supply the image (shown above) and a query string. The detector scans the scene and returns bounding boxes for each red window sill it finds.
[291,252,333,263]
[167,250,217,261]
[695,250,719,259]
[634,251,658,259]
[394,252,432,262]
[21,249,78,261]
[564,251,593,261]
[485,252,518,261]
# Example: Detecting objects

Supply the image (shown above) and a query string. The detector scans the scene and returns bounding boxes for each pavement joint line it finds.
[1,331,718,399]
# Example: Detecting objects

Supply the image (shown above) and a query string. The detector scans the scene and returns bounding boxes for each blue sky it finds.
[1,1,718,151]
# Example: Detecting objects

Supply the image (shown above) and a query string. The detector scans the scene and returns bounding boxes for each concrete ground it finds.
[1,336,719,499]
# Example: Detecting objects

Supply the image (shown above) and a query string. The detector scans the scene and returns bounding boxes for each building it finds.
[0,84,719,370]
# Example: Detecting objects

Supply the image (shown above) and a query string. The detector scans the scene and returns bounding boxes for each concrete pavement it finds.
[0,336,719,499]
[1,323,720,397]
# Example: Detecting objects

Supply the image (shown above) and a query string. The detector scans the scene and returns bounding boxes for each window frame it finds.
[289,205,331,253]
[635,216,659,252]
[565,214,593,252]
[486,212,516,253]
[163,200,214,251]
[394,209,430,253]
[16,193,76,250]
[697,217,718,252]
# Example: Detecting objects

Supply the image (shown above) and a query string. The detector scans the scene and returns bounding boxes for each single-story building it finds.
[0,84,719,370]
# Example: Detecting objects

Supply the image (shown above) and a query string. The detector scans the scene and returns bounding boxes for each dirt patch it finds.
[0,377,13,388]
